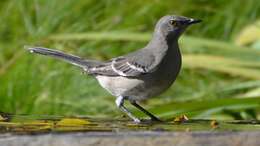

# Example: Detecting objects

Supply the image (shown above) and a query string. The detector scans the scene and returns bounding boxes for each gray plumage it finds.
[27,15,201,122]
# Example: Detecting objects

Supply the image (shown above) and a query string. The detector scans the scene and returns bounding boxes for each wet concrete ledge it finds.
[1,115,260,146]
[1,131,260,146]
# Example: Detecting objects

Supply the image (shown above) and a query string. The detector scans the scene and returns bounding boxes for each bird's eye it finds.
[169,20,178,27]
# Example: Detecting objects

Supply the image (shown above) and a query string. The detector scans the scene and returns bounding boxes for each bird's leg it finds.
[129,100,161,122]
[115,96,141,123]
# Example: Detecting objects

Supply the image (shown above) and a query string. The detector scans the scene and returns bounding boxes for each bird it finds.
[27,15,201,123]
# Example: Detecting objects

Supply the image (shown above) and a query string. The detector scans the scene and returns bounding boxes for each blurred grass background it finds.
[0,0,260,120]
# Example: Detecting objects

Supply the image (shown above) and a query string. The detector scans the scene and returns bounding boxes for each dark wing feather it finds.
[88,51,156,77]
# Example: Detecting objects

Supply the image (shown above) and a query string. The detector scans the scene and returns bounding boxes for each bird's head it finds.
[154,15,201,40]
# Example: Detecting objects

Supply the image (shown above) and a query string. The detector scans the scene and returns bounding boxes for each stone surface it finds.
[1,131,260,146]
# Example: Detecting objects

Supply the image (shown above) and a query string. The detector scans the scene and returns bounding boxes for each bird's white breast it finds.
[95,75,144,97]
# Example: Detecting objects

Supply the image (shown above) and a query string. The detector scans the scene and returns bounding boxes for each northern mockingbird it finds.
[27,15,201,123]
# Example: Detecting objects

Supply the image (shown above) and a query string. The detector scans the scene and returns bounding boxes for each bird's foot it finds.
[133,118,141,123]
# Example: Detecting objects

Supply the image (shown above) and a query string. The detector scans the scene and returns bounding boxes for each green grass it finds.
[0,0,260,120]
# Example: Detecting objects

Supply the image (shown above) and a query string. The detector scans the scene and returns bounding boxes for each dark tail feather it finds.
[26,46,90,68]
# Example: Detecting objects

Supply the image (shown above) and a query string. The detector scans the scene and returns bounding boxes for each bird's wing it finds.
[88,51,158,77]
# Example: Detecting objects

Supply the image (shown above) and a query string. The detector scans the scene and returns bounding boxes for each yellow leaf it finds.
[173,115,189,123]
[210,120,219,129]
[235,20,260,46]
[23,120,54,126]
[0,115,6,121]
[56,118,90,126]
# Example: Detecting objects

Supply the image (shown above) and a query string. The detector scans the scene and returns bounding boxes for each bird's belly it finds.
[95,75,144,97]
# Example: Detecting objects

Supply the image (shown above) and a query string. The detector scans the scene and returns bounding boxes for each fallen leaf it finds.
[23,120,54,126]
[174,115,189,123]
[210,120,219,129]
[56,118,90,126]
[0,115,5,121]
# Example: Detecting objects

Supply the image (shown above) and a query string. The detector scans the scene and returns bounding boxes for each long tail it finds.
[26,46,93,68]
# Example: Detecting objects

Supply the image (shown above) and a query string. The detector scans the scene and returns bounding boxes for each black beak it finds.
[188,19,202,25]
